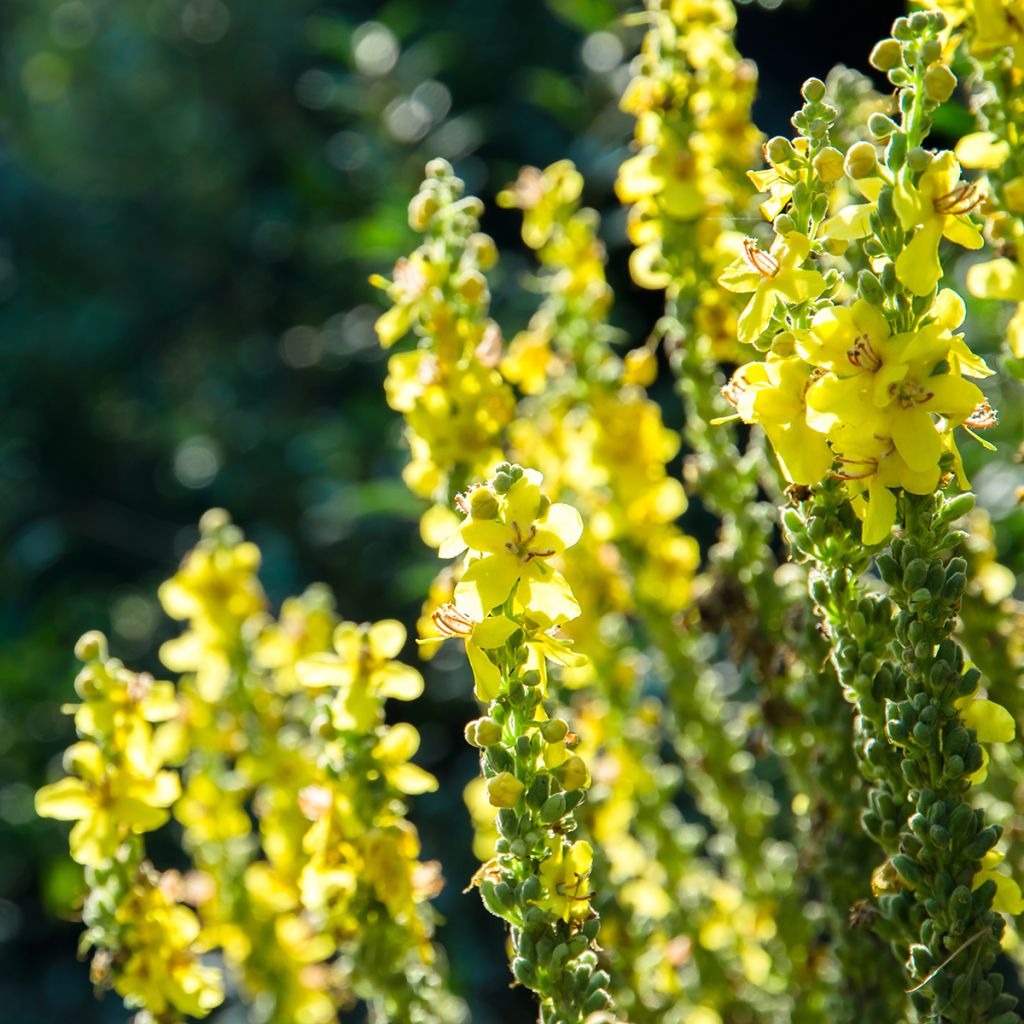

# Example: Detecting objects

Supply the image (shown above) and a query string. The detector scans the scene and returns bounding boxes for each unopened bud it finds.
[923,64,957,104]
[474,717,503,746]
[486,772,525,808]
[765,135,795,165]
[844,141,878,179]
[75,630,108,663]
[801,77,826,103]
[540,718,569,743]
[469,487,499,520]
[559,754,590,792]
[868,113,898,141]
[813,146,845,182]
[870,39,903,72]
[623,347,657,387]
[407,191,438,231]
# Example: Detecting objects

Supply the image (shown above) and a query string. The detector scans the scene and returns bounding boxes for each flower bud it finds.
[920,39,942,65]
[868,113,898,141]
[558,754,590,792]
[469,487,499,520]
[540,719,568,743]
[923,64,957,104]
[520,670,542,688]
[812,146,844,182]
[801,77,826,102]
[869,39,903,72]
[487,772,525,808]
[407,191,438,231]
[425,157,453,179]
[75,630,108,663]
[843,141,877,180]
[468,232,498,270]
[474,717,503,746]
[492,472,513,495]
[623,347,657,387]
[772,213,796,237]
[765,135,795,165]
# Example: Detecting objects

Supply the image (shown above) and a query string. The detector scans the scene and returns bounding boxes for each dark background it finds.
[14,0,1014,1020]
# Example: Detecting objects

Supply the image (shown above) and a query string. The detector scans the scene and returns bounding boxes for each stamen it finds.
[965,400,998,429]
[431,603,477,638]
[847,334,882,372]
[933,181,984,216]
[741,237,780,277]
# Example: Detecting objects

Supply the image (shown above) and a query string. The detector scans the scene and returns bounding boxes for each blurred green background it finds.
[9,0,1024,1021]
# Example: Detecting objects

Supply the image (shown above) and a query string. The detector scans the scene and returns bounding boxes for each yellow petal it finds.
[962,698,1015,744]
[373,662,424,702]
[35,778,93,820]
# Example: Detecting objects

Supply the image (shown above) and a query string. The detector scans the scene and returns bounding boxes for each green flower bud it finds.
[485,745,514,773]
[487,772,525,808]
[892,17,913,41]
[868,112,898,141]
[425,157,454,179]
[857,269,886,305]
[893,854,923,887]
[870,39,904,71]
[908,10,930,32]
[920,37,941,62]
[408,191,438,231]
[765,135,795,165]
[519,875,542,902]
[559,754,590,792]
[475,718,503,746]
[844,141,877,179]
[801,77,826,102]
[512,958,535,985]
[584,990,611,1013]
[940,492,975,522]
[521,670,542,688]
[75,630,108,663]
[469,487,499,519]
[515,735,533,759]
[773,212,796,236]
[540,793,566,823]
[492,472,512,495]
[963,825,1001,860]
[924,64,957,104]
[540,719,568,743]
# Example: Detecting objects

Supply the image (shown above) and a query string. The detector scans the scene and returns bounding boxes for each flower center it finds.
[431,603,476,639]
[741,238,780,278]
[847,334,882,372]
[505,522,555,562]
[933,181,984,216]
[889,379,934,409]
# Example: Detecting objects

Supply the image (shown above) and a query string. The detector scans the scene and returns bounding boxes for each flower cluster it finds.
[36,632,223,1021]
[719,15,995,543]
[38,514,462,1024]
[429,464,613,1024]
[373,160,513,501]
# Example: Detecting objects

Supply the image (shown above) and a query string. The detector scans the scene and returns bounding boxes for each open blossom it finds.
[443,467,584,625]
[718,232,827,344]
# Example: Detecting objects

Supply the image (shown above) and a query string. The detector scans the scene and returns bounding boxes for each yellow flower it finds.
[535,838,593,923]
[893,152,985,296]
[113,874,224,1019]
[973,849,1024,916]
[722,356,833,485]
[829,430,942,544]
[296,620,423,731]
[718,233,827,344]
[36,741,180,866]
[446,470,584,625]
[372,723,439,795]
